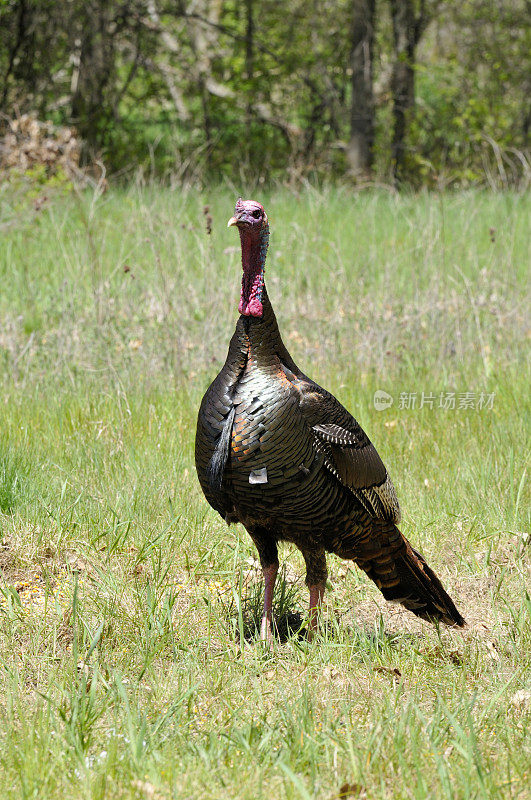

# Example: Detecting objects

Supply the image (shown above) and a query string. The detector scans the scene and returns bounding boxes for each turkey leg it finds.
[249,529,279,642]
[302,548,328,640]
[261,563,278,642]
[307,583,326,639]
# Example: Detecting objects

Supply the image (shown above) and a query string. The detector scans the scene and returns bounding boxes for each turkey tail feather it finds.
[207,406,236,492]
[381,541,466,626]
[344,526,465,627]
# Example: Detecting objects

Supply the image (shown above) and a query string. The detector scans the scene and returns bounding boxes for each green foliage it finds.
[405,0,530,187]
[0,0,528,185]
[0,164,73,230]
[0,446,26,513]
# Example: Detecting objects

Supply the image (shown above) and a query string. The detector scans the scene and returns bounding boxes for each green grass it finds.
[0,185,529,799]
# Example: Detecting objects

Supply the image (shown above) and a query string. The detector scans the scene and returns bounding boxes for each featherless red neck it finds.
[227,198,269,318]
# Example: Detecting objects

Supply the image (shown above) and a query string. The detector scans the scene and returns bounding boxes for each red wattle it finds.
[240,271,264,317]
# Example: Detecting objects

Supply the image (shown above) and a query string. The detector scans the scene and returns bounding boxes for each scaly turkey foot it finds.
[307,582,326,641]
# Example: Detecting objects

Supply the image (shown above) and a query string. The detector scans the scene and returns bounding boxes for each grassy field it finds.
[0,185,529,799]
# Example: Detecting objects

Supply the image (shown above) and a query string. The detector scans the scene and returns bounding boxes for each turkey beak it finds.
[227,214,241,228]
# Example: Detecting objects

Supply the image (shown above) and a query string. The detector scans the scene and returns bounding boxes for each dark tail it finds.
[207,406,235,492]
[351,525,465,627]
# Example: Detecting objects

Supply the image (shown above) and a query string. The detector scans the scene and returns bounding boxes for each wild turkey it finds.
[195,198,465,641]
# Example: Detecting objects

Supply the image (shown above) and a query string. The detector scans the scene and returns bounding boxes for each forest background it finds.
[1,0,529,188]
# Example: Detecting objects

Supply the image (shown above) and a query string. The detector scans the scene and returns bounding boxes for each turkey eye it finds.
[251,209,261,219]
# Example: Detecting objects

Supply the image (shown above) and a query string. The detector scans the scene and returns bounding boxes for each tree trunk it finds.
[1,0,29,111]
[245,0,254,82]
[70,1,115,161]
[245,0,254,164]
[347,0,376,177]
[390,0,429,184]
